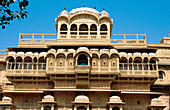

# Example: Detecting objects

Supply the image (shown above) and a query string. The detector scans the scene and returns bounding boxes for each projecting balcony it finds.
[6,63,46,76]
[75,65,91,73]
[119,63,158,78]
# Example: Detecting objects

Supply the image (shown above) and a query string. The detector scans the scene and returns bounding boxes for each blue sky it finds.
[0,0,170,50]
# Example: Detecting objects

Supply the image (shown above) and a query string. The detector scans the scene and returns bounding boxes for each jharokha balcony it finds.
[119,63,158,77]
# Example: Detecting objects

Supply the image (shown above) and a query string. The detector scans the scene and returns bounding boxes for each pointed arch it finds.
[119,57,128,70]
[7,56,15,70]
[90,24,97,35]
[143,57,149,70]
[150,57,157,71]
[134,57,142,70]
[38,57,46,70]
[16,56,23,69]
[24,56,32,70]
[79,24,88,35]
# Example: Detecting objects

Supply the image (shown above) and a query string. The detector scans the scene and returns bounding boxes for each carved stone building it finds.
[0,7,169,110]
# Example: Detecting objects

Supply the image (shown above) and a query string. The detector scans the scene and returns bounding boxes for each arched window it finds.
[143,57,148,70]
[71,24,77,35]
[112,107,119,110]
[129,57,133,70]
[100,54,109,67]
[77,106,87,110]
[90,24,97,35]
[44,105,51,110]
[78,54,88,65]
[7,56,15,70]
[119,57,128,70]
[92,54,98,67]
[60,24,67,34]
[24,57,32,70]
[159,71,164,79]
[100,24,107,35]
[38,57,46,70]
[79,24,88,35]
[67,53,74,66]
[134,57,142,70]
[150,58,156,71]
[33,57,37,69]
[56,53,65,66]
[16,57,22,69]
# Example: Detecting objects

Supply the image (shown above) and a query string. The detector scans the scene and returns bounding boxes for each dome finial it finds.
[64,6,66,10]
[103,7,105,10]
[84,5,85,7]
[94,6,96,9]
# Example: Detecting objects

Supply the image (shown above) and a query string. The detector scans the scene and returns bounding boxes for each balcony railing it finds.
[119,63,158,77]
[111,34,146,44]
[0,50,6,61]
[119,63,157,71]
[7,62,46,70]
[18,33,146,45]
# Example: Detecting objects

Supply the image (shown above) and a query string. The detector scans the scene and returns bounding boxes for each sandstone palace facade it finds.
[0,7,170,110]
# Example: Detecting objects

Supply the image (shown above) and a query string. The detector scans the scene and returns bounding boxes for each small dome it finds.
[44,95,54,99]
[70,7,99,15]
[74,95,89,103]
[151,98,163,106]
[25,52,33,55]
[59,10,69,17]
[8,52,16,55]
[34,52,39,55]
[17,52,24,55]
[119,52,127,55]
[90,48,99,51]
[109,96,122,103]
[151,98,160,102]
[39,52,46,56]
[2,96,12,101]
[100,49,109,52]
[57,49,65,52]
[110,49,118,53]
[149,53,155,56]
[100,10,109,16]
[142,53,148,56]
[128,53,132,56]
[48,48,56,53]
[133,52,141,56]
[77,47,89,52]
[68,49,75,52]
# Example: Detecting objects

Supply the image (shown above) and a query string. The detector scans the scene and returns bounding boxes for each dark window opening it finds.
[100,24,107,35]
[77,106,87,110]
[137,101,140,105]
[60,24,67,34]
[44,105,51,110]
[159,71,164,79]
[90,24,97,35]
[71,24,77,35]
[79,24,88,35]
[112,107,119,110]
[78,55,88,65]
